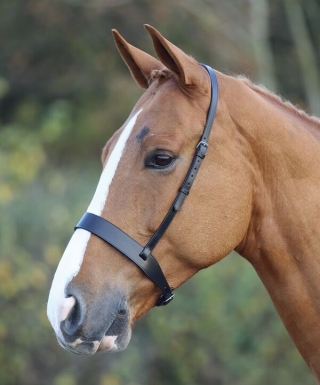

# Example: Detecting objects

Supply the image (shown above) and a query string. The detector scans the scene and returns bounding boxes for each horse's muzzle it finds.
[51,287,131,355]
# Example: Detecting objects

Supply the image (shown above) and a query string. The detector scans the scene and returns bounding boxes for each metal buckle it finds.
[196,140,208,149]
[155,290,175,307]
[163,292,175,304]
[196,141,208,158]
[159,293,175,306]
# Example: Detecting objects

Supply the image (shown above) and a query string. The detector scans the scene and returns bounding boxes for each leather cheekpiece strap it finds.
[138,65,218,258]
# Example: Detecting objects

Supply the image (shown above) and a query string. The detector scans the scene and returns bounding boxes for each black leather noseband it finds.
[75,64,218,306]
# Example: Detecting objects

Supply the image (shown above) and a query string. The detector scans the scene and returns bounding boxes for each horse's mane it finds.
[149,70,320,131]
[238,76,320,128]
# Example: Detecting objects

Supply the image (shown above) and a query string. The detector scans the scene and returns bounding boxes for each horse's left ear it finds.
[144,24,207,88]
[112,29,164,89]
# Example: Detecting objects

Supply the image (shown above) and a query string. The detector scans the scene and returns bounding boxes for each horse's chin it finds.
[56,329,132,355]
[98,332,131,353]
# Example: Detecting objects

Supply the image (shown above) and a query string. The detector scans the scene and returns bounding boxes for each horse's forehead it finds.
[104,80,199,163]
[135,84,199,137]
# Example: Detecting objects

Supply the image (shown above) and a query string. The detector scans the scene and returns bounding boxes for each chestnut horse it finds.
[47,25,320,382]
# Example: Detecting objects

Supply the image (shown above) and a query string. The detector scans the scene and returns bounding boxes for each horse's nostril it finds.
[60,295,84,338]
[118,308,127,316]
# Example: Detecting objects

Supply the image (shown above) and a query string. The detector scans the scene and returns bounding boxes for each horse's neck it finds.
[227,76,320,380]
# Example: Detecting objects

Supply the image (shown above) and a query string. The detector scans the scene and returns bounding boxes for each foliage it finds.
[1,0,320,384]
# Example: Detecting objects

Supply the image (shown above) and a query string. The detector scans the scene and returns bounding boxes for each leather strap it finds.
[139,65,218,258]
[75,212,174,305]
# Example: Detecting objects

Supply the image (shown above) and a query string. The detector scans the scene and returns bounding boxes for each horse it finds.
[47,25,320,382]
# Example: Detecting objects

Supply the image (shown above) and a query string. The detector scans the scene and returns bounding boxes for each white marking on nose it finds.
[47,228,91,332]
[87,108,142,215]
[47,108,143,332]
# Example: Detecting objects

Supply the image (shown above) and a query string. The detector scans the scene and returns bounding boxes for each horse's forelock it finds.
[149,69,172,83]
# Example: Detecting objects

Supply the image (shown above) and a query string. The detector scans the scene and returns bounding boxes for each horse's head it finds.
[47,25,252,355]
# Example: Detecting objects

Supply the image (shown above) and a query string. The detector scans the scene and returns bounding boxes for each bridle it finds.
[75,64,218,306]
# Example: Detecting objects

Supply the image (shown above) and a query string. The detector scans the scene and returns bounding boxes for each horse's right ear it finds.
[112,29,164,89]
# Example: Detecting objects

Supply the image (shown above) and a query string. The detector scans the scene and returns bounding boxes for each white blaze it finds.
[47,109,142,333]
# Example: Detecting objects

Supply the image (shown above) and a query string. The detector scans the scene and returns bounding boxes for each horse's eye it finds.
[153,154,174,167]
[146,151,177,169]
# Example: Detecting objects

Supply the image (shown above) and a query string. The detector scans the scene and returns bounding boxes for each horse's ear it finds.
[144,24,204,87]
[112,29,164,89]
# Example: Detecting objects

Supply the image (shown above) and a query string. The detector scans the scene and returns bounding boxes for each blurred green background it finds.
[1,0,319,384]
